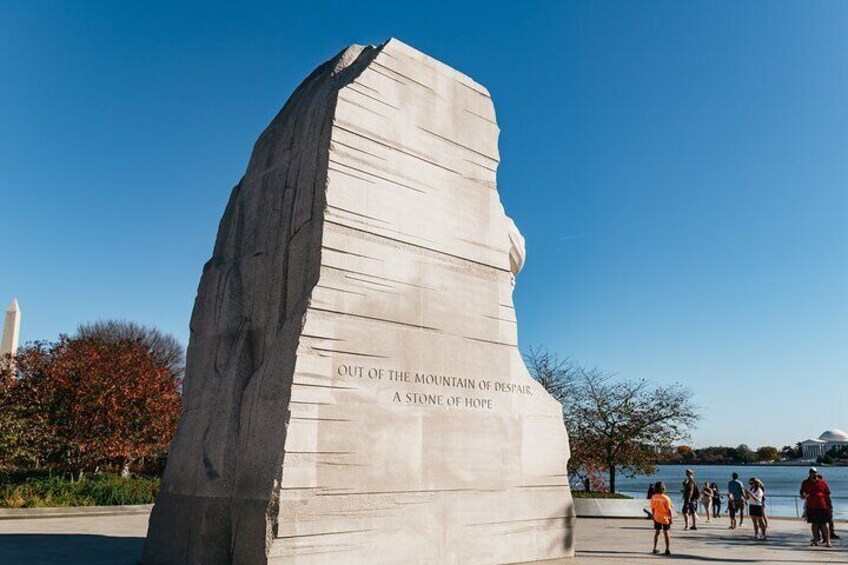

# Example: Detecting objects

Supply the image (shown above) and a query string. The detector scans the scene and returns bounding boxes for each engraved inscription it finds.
[336,363,532,411]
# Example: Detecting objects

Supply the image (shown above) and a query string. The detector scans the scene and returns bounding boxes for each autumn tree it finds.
[571,371,699,492]
[523,347,607,488]
[526,346,700,493]
[676,445,695,462]
[77,320,185,380]
[1,335,182,477]
[0,344,62,471]
[524,346,579,405]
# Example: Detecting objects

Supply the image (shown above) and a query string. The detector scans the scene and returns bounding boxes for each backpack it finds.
[685,479,700,501]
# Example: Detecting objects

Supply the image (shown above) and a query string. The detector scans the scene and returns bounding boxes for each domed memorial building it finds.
[801,429,848,460]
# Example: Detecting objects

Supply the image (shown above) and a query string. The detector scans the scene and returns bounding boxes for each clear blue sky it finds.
[2,1,846,449]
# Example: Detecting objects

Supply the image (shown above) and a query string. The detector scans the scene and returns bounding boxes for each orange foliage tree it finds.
[0,336,181,476]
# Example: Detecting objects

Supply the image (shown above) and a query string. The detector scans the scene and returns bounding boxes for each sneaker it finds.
[832,534,841,540]
[811,541,819,547]
[652,549,659,554]
[665,549,671,556]
[690,526,698,531]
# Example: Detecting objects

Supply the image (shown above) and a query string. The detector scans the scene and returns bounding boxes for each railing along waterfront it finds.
[616,491,848,519]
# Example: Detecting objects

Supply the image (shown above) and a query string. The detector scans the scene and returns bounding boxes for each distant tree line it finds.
[0,321,183,480]
[525,346,700,493]
[665,443,802,465]
[817,446,848,465]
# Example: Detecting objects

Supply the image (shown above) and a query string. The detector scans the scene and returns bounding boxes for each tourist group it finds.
[646,467,837,555]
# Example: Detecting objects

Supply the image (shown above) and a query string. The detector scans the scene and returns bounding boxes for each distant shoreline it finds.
[656,462,846,467]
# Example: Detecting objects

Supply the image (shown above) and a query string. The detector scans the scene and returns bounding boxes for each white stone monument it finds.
[0,298,20,358]
[144,39,575,565]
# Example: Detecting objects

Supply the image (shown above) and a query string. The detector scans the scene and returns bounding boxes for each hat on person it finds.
[809,467,818,474]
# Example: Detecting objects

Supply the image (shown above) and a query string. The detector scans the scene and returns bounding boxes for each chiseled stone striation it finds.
[143,38,575,565]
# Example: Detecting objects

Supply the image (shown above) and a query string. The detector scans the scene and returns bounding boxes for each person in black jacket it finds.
[711,482,721,518]
[682,469,700,531]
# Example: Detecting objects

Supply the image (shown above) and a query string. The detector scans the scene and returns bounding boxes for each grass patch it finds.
[0,474,159,508]
[572,491,632,499]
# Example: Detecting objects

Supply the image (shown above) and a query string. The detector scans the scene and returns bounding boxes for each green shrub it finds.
[572,491,632,499]
[0,474,159,508]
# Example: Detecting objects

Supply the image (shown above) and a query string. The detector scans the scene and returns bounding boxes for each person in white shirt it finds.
[744,478,767,541]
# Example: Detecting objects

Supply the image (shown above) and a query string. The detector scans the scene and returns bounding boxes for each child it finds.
[727,493,739,529]
[650,481,674,555]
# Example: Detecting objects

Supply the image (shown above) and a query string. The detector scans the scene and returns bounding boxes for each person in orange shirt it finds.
[650,481,674,556]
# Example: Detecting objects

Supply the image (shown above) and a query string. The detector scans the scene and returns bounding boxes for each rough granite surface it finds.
[143,38,575,565]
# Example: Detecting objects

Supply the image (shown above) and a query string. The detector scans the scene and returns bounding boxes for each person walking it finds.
[745,478,767,541]
[700,481,714,524]
[761,481,769,530]
[650,481,674,556]
[817,472,840,541]
[711,482,721,519]
[727,491,740,529]
[728,472,746,528]
[682,469,700,531]
[801,468,832,547]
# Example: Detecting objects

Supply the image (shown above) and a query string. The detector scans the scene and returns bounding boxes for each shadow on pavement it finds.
[0,533,142,565]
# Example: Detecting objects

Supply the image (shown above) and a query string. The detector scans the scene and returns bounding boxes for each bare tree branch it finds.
[76,320,185,380]
[526,345,700,492]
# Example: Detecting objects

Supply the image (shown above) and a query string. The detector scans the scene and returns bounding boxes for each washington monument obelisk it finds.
[1,299,21,357]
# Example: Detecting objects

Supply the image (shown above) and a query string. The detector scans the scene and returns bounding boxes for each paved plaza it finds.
[0,510,844,564]
[574,517,847,564]
[0,511,148,565]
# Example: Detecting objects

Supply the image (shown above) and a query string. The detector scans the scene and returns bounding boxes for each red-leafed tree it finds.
[0,334,181,477]
[0,343,61,472]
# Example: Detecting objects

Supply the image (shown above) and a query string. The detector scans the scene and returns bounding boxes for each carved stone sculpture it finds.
[143,38,574,565]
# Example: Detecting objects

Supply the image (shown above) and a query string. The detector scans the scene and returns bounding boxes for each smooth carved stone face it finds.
[143,38,575,565]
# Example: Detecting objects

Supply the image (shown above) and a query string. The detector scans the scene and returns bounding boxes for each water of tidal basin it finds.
[614,464,848,518]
